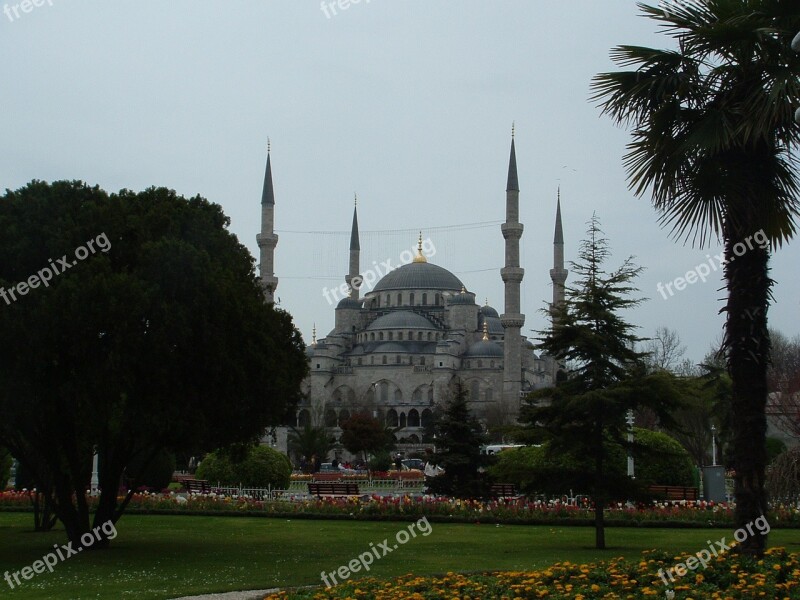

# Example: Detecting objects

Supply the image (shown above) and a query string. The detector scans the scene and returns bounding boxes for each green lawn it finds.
[1,512,798,600]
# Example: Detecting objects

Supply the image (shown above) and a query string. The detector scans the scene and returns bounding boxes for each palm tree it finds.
[592,1,800,555]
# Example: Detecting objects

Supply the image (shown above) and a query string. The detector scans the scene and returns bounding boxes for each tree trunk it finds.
[594,427,606,550]
[724,235,770,556]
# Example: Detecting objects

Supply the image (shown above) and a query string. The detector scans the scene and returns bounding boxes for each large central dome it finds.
[373,261,464,293]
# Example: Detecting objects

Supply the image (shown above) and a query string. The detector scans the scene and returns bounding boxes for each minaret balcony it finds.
[501,223,524,239]
[500,313,525,329]
[500,267,525,283]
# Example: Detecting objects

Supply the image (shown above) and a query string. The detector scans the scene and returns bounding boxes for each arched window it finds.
[370,332,375,341]
[370,356,375,365]
[388,332,393,340]
[357,358,363,365]
[477,360,483,368]
[420,356,426,365]
[399,412,407,428]
[422,293,427,305]
[298,409,311,428]
[382,355,387,365]
[408,409,420,427]
[386,294,391,306]
[394,389,403,404]
[427,332,433,341]
[417,332,423,341]
[412,387,422,403]
[471,380,480,401]
[380,381,389,403]
[410,293,415,305]
[386,409,399,428]
[325,408,338,427]
[396,355,401,364]
[397,293,402,305]
[375,296,380,308]
[485,388,493,402]
[421,409,433,428]
[398,332,403,340]
[490,360,495,368]
[379,332,384,341]
[435,293,440,305]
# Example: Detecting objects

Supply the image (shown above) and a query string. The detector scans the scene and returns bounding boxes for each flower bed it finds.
[2,490,798,528]
[264,546,800,599]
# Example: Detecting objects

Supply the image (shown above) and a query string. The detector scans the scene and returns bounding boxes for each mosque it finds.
[256,135,568,450]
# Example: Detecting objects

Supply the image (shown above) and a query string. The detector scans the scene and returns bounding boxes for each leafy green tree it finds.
[426,383,489,499]
[0,181,308,547]
[490,429,695,495]
[123,449,176,492]
[339,412,393,464]
[196,445,292,489]
[288,424,334,469]
[522,216,680,549]
[592,1,800,555]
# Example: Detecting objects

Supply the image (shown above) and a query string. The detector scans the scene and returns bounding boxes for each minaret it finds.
[346,195,361,300]
[501,126,525,414]
[257,141,279,303]
[550,189,568,320]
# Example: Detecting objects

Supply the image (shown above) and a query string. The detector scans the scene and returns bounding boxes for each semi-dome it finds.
[336,297,363,310]
[373,342,406,353]
[367,310,436,330]
[372,261,464,293]
[464,339,503,358]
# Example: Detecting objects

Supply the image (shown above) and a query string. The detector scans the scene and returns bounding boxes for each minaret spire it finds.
[501,129,525,415]
[550,189,568,320]
[257,141,279,302]
[346,195,361,300]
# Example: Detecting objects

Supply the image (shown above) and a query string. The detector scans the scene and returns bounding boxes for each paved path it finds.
[170,590,278,600]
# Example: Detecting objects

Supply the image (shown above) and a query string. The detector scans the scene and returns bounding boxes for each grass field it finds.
[1,512,798,600]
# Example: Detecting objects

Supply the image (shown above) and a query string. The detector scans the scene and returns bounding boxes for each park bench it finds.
[490,483,519,498]
[647,485,698,501]
[184,479,211,494]
[307,482,360,498]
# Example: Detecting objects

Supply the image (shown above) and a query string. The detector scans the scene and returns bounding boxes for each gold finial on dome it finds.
[413,231,427,263]
[311,323,317,346]
[482,321,489,341]
[485,297,489,306]
[460,286,466,294]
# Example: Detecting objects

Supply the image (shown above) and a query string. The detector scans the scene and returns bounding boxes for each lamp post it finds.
[711,425,718,466]
[626,409,635,478]
[90,446,99,497]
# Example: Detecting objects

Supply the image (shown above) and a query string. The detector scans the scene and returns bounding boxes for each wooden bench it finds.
[490,483,519,498]
[308,482,360,498]
[647,485,698,501]
[184,479,211,494]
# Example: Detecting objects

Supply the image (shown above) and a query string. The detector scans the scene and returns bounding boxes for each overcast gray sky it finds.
[2,0,798,364]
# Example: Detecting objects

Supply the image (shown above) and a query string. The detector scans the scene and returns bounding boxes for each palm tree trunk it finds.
[724,234,771,556]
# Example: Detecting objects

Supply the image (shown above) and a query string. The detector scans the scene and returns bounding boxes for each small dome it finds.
[464,340,503,358]
[480,315,504,335]
[480,304,499,318]
[336,297,363,310]
[448,290,476,305]
[367,311,436,330]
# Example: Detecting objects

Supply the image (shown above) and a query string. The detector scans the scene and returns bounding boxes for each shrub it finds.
[196,445,292,489]
[488,428,695,494]
[0,448,11,490]
[125,449,176,491]
[368,452,392,472]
